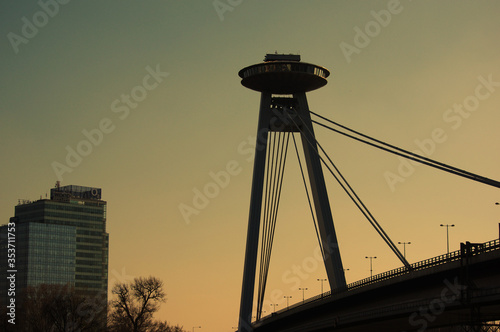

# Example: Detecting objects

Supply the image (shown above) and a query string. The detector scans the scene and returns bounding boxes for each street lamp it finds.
[317,278,327,296]
[365,256,377,277]
[343,269,350,282]
[284,295,292,309]
[440,224,455,254]
[270,303,279,313]
[192,326,201,332]
[398,241,411,259]
[496,203,500,239]
[299,287,308,302]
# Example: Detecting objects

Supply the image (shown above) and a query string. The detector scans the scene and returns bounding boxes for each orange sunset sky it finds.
[1,1,500,331]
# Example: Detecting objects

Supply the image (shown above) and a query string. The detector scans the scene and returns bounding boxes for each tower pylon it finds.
[237,54,346,332]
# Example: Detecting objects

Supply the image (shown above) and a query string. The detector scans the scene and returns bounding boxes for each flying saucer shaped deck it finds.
[238,61,330,93]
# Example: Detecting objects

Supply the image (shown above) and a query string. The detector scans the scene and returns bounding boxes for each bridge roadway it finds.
[251,239,500,332]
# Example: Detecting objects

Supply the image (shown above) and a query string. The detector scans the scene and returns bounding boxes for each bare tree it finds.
[109,276,166,332]
[18,283,107,331]
[149,321,188,332]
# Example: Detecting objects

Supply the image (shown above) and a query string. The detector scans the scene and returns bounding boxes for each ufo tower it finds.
[237,54,346,331]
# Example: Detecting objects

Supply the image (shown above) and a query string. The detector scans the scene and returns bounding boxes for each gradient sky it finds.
[1,1,500,331]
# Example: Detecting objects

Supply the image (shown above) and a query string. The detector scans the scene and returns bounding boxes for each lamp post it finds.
[317,278,327,297]
[192,326,201,332]
[284,295,292,309]
[398,241,411,259]
[365,256,377,277]
[343,269,350,282]
[440,224,455,254]
[299,287,308,303]
[270,303,279,313]
[495,203,499,239]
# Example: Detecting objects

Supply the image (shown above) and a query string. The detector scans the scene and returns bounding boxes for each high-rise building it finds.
[0,184,109,306]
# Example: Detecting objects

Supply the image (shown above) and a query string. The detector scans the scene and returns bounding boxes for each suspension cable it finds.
[313,135,409,268]
[287,110,411,269]
[261,132,288,303]
[256,131,290,319]
[256,131,276,318]
[292,133,325,261]
[310,110,500,189]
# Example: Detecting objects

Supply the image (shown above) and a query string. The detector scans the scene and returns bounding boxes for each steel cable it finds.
[256,131,290,319]
[291,133,325,261]
[286,110,411,269]
[310,110,500,189]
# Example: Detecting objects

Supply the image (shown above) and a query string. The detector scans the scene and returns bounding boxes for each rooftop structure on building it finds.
[0,183,109,306]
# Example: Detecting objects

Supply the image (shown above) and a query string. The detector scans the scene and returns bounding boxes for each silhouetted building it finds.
[0,184,109,305]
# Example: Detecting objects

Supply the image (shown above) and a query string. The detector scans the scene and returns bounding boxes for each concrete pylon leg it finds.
[295,92,346,291]
[238,93,272,332]
[238,92,346,331]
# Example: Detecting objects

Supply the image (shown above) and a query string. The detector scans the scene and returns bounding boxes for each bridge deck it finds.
[253,239,500,332]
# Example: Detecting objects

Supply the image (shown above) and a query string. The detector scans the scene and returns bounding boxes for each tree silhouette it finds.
[15,283,107,331]
[109,276,166,332]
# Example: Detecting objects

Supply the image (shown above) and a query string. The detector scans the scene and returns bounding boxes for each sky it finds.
[1,0,500,331]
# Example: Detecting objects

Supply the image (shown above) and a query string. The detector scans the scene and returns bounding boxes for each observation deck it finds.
[238,54,330,93]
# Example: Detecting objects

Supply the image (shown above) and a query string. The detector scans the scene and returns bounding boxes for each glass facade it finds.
[239,62,329,80]
[24,223,76,286]
[0,185,109,306]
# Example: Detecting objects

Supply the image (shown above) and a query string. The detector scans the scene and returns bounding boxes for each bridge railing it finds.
[346,238,500,291]
[261,238,500,320]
